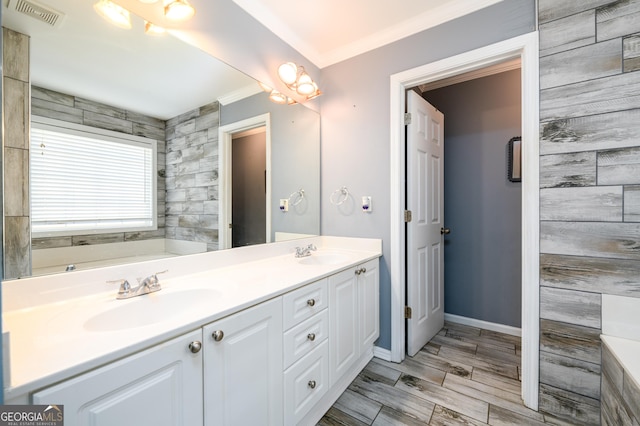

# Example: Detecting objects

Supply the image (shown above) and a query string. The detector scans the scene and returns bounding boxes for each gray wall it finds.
[537,0,640,423]
[319,0,536,349]
[423,69,522,328]
[221,92,320,240]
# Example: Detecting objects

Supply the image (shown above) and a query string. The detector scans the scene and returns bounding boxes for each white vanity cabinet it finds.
[203,297,283,426]
[32,329,204,426]
[329,259,379,386]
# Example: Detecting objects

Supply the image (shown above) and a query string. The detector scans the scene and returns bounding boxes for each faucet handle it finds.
[107,279,131,297]
[307,244,317,251]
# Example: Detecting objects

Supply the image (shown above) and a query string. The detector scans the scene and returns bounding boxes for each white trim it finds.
[217,84,262,106]
[218,114,272,249]
[389,32,540,410]
[372,346,392,362]
[444,313,522,337]
[418,58,521,92]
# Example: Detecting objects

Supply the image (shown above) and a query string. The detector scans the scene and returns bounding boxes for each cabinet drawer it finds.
[284,340,329,426]
[283,278,327,330]
[283,309,328,369]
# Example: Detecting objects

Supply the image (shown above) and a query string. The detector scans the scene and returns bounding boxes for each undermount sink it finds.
[84,288,218,332]
[297,252,350,265]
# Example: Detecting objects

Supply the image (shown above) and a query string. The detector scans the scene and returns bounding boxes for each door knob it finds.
[440,227,451,235]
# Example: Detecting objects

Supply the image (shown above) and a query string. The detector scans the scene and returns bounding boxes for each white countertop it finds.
[2,236,381,401]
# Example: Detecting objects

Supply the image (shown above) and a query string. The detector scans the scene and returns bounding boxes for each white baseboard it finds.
[445,313,522,337]
[373,345,392,362]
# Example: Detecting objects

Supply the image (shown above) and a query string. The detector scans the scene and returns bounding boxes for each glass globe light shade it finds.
[164,0,195,20]
[94,0,132,29]
[278,62,298,85]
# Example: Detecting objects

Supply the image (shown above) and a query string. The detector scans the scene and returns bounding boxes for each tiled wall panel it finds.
[165,102,220,251]
[539,0,640,422]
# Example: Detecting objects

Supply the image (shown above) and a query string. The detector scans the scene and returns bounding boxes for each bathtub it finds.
[600,294,640,424]
[32,239,207,275]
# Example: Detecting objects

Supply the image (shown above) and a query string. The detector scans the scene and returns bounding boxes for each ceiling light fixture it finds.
[144,21,166,35]
[94,0,132,29]
[164,0,196,21]
[274,62,321,103]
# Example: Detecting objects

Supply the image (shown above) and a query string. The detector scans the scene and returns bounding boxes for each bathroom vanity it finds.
[2,236,381,425]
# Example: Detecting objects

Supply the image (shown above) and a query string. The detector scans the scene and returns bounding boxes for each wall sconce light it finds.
[144,21,166,35]
[164,0,196,21]
[277,62,321,100]
[94,0,132,29]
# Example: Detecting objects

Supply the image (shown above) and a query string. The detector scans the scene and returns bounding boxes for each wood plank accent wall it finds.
[2,28,31,279]
[164,102,220,251]
[538,0,640,424]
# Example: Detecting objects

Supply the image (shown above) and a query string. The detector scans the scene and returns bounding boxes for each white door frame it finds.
[389,32,540,410]
[218,113,272,249]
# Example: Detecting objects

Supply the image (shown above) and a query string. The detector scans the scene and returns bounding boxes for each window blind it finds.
[30,119,157,236]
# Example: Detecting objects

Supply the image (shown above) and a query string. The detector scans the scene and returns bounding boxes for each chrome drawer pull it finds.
[307,333,316,341]
[307,299,316,307]
[308,380,317,389]
[212,330,224,342]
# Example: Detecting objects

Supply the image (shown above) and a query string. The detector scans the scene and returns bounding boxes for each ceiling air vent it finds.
[7,0,65,28]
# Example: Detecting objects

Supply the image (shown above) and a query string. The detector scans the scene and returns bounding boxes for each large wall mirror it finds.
[1,0,320,280]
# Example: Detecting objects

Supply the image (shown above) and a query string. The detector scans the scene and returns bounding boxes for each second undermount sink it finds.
[84,288,218,332]
[297,252,350,265]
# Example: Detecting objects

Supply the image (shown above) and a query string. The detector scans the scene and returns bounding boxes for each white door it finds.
[406,90,445,357]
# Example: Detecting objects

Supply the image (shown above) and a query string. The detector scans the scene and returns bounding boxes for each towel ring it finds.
[289,189,305,206]
[330,186,350,206]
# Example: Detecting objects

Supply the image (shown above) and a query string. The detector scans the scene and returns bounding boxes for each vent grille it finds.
[8,0,65,27]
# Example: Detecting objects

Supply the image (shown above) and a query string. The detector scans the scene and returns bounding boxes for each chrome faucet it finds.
[295,244,317,258]
[107,270,167,299]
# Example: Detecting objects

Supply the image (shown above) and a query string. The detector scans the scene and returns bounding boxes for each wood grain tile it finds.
[349,374,435,423]
[370,406,429,426]
[540,319,601,364]
[540,186,623,222]
[4,147,29,216]
[539,383,601,425]
[622,372,640,422]
[4,78,30,149]
[431,334,477,354]
[540,38,621,90]
[540,286,601,329]
[489,405,548,426]
[412,349,473,378]
[370,356,446,386]
[540,110,640,155]
[429,405,487,426]
[333,389,381,424]
[540,351,601,399]
[3,28,29,81]
[437,345,518,379]
[602,341,624,393]
[471,368,521,395]
[541,221,640,260]
[598,146,640,185]
[395,374,489,423]
[362,360,401,386]
[601,372,635,426]
[539,10,595,57]
[624,185,640,222]
[540,253,640,297]
[624,34,640,72]
[538,0,614,24]
[596,0,640,42]
[540,152,596,188]
[317,407,369,426]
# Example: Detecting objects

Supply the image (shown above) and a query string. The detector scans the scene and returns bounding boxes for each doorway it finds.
[218,113,272,250]
[231,127,267,247]
[389,32,540,410]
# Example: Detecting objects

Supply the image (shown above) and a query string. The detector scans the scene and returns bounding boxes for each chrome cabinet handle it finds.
[355,267,367,275]
[307,299,316,307]
[307,333,316,341]
[212,330,224,342]
[188,341,202,353]
[308,380,317,389]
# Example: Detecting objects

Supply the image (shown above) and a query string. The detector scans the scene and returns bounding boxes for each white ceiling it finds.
[2,0,258,120]
[232,0,503,68]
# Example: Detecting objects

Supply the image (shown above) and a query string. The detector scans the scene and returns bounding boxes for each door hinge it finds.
[405,306,412,319]
[404,210,412,223]
[404,113,412,125]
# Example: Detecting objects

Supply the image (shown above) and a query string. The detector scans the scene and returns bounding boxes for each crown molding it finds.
[233,0,504,68]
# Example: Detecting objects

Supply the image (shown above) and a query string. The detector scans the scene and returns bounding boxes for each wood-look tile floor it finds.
[318,321,575,426]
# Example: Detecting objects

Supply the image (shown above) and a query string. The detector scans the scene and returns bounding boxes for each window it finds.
[30,117,157,237]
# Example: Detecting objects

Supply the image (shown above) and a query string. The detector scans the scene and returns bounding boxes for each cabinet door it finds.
[358,259,380,354]
[203,298,283,426]
[32,329,204,426]
[328,268,359,386]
